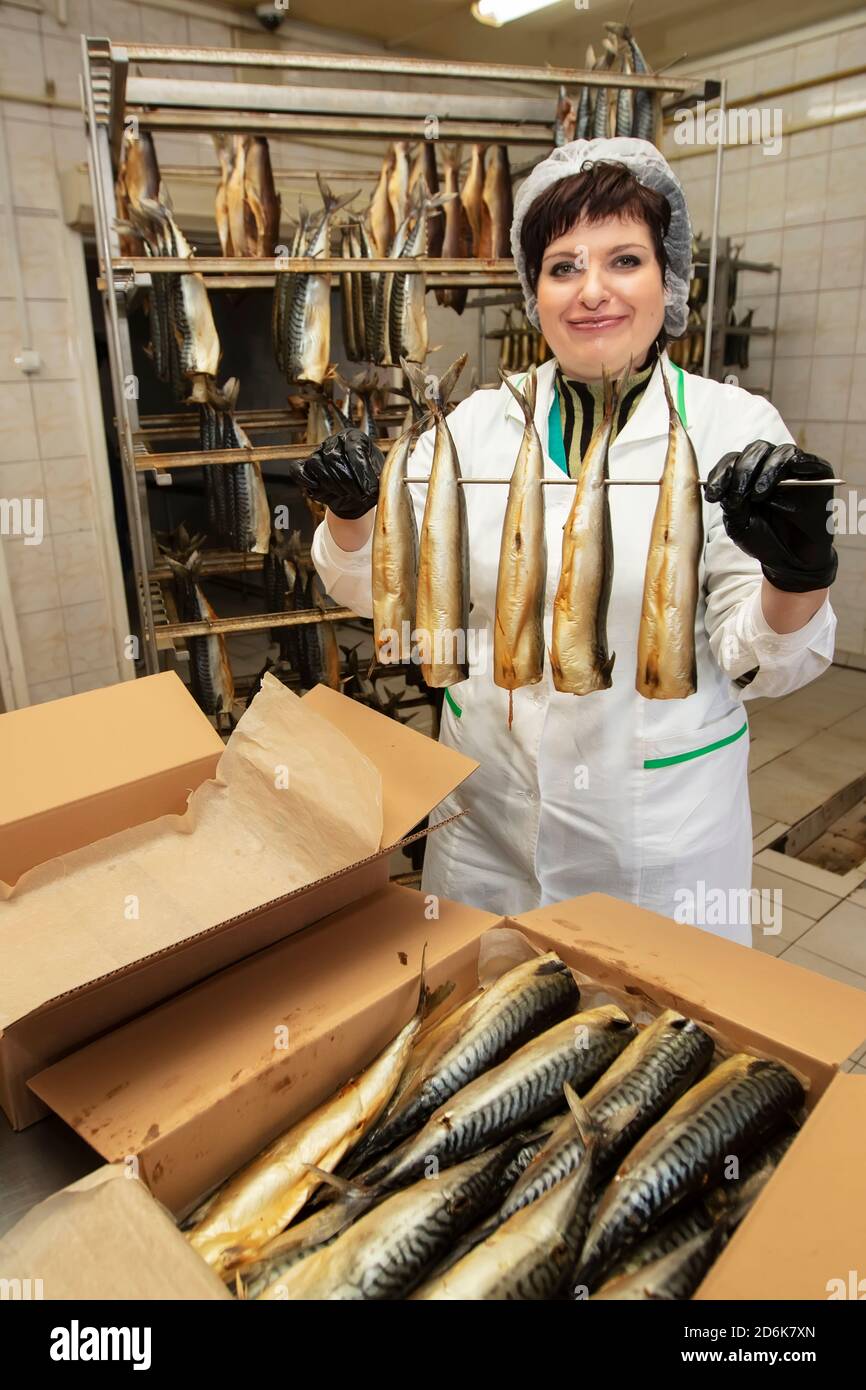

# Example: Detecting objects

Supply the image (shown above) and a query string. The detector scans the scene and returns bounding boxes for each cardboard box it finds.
[0,671,224,889]
[0,1165,229,1300]
[23,884,866,1299]
[0,683,478,1129]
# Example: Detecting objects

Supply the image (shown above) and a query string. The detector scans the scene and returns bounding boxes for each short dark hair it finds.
[520,160,673,355]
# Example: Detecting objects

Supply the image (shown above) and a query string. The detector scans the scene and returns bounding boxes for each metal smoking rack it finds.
[82,36,726,680]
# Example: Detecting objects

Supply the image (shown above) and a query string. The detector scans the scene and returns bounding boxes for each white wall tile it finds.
[681,178,712,238]
[0,25,45,97]
[29,675,74,702]
[0,382,38,461]
[846,355,866,423]
[72,665,120,694]
[4,120,60,212]
[720,168,749,235]
[723,145,750,175]
[772,357,813,420]
[794,33,838,83]
[0,458,45,502]
[186,18,234,48]
[139,8,187,44]
[787,83,833,159]
[31,378,88,458]
[52,123,88,173]
[799,420,844,463]
[775,291,817,357]
[780,223,822,293]
[834,72,866,120]
[814,288,859,357]
[0,4,40,32]
[819,218,866,291]
[755,47,797,92]
[2,533,60,613]
[783,154,829,227]
[835,24,866,68]
[724,59,755,105]
[746,160,787,233]
[831,115,866,149]
[16,215,71,300]
[0,298,24,380]
[809,355,854,420]
[64,598,117,674]
[27,300,79,379]
[92,0,141,42]
[841,424,866,484]
[826,146,866,221]
[52,527,106,606]
[18,605,70,683]
[42,454,94,533]
[42,35,84,107]
[39,0,91,40]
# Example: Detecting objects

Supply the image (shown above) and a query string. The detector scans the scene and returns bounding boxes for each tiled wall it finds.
[662,11,866,665]
[0,0,164,706]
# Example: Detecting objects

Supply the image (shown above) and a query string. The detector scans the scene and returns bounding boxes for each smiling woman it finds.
[307,136,839,945]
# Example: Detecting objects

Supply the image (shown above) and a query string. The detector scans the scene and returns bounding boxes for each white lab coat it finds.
[312,352,836,944]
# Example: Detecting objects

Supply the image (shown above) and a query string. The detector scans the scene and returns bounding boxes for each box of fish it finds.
[175,934,834,1303]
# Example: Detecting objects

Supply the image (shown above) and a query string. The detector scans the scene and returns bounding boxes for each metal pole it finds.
[702,76,727,379]
[82,37,160,673]
[121,43,709,92]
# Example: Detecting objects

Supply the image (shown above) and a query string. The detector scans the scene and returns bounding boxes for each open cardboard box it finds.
[0,682,478,1129]
[11,882,866,1301]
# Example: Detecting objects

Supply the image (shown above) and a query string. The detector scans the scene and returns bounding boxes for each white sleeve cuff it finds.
[742,586,836,658]
[312,515,374,573]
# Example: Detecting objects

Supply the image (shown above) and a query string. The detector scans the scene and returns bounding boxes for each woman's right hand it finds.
[298,428,383,520]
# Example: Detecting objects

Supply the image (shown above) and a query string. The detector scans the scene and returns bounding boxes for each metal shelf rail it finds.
[81,36,725,675]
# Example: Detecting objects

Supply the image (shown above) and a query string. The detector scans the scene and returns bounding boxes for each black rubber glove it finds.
[297,428,383,520]
[704,441,837,593]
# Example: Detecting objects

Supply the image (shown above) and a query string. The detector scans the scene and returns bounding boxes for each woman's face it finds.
[534,214,666,381]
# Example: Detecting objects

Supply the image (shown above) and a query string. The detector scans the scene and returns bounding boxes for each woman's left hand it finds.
[705,441,838,593]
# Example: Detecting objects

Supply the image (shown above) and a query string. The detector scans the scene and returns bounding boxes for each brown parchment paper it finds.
[0,674,383,1025]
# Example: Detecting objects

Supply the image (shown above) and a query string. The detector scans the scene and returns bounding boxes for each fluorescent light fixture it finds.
[471,0,562,27]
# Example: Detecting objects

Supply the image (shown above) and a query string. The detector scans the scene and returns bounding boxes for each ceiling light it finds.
[471,0,563,28]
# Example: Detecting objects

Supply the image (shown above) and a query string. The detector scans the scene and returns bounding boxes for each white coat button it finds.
[526,790,538,802]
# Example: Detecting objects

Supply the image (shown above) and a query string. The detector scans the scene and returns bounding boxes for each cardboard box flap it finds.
[515,894,866,1081]
[28,883,498,1215]
[0,1164,229,1300]
[696,1073,866,1300]
[0,672,224,888]
[302,683,478,845]
[0,672,222,826]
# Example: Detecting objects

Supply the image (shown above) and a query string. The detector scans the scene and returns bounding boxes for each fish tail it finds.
[400,356,438,414]
[601,360,627,422]
[659,361,678,422]
[499,362,536,424]
[301,1164,370,1202]
[563,1081,599,1158]
[316,171,361,218]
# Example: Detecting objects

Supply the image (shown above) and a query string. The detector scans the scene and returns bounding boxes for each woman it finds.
[303,138,837,946]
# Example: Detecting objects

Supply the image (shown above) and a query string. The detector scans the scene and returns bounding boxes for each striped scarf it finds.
[555,350,657,478]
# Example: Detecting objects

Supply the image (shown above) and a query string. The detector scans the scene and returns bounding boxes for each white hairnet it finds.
[510,137,693,337]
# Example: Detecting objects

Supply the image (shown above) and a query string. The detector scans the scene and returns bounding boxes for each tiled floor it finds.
[749,664,866,1067]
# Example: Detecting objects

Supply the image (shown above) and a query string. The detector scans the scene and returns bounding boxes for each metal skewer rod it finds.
[402,477,846,488]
